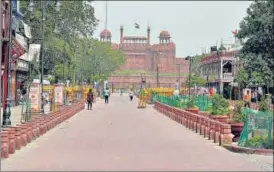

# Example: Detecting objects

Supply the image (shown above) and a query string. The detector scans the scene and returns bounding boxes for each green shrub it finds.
[233,101,246,122]
[245,135,273,149]
[209,94,230,115]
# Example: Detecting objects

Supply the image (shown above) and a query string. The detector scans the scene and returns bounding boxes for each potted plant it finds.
[208,94,230,123]
[185,96,199,114]
[229,101,246,142]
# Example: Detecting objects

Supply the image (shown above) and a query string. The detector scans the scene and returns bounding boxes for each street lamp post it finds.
[186,56,193,98]
[156,52,161,87]
[2,2,13,126]
[63,51,65,84]
[176,63,180,90]
[28,0,61,114]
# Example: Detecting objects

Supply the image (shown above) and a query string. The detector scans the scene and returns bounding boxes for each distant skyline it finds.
[93,1,251,57]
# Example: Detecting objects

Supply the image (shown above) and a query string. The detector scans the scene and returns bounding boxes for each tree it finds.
[190,54,205,75]
[236,0,274,88]
[185,74,206,88]
[20,1,124,84]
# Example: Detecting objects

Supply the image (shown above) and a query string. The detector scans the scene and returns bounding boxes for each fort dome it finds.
[100,29,111,38]
[159,30,171,38]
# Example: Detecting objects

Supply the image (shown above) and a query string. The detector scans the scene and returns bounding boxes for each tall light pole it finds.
[28,0,61,114]
[0,0,3,123]
[186,56,193,98]
[176,63,180,90]
[2,1,13,126]
[156,52,161,87]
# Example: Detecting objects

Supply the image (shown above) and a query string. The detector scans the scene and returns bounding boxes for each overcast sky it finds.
[93,1,251,57]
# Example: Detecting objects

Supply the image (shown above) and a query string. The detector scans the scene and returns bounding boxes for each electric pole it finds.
[156,52,160,87]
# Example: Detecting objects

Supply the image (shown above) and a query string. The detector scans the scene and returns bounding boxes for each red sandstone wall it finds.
[120,56,146,70]
[108,75,187,88]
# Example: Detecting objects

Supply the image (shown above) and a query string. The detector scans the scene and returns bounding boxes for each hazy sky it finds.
[93,1,251,57]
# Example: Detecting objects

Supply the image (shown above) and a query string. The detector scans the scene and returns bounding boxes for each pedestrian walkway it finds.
[1,105,24,126]
[1,94,273,171]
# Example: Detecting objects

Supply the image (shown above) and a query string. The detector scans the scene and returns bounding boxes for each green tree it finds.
[20,1,124,84]
[191,54,205,75]
[236,0,274,88]
[186,74,206,87]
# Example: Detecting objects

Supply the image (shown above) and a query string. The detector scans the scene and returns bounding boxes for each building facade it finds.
[99,26,189,88]
[1,0,31,107]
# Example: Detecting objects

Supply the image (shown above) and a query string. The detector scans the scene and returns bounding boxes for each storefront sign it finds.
[54,85,64,105]
[29,83,41,112]
[28,44,41,62]
[16,33,28,50]
[17,59,29,70]
[12,39,25,58]
[23,22,32,39]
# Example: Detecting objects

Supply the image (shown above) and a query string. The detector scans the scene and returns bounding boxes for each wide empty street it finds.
[1,94,273,171]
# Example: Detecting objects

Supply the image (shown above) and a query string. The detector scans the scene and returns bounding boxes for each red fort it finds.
[99,26,189,88]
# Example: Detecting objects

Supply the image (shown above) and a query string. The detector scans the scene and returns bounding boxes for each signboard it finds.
[175,82,179,90]
[17,59,29,70]
[16,33,28,50]
[29,83,41,112]
[12,0,17,11]
[43,92,50,114]
[104,80,108,90]
[54,85,64,105]
[28,44,41,62]
[23,22,32,39]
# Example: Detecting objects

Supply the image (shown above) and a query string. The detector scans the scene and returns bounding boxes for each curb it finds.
[223,144,273,156]
[1,102,85,159]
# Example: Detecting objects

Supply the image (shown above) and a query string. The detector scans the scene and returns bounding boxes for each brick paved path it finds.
[1,94,273,171]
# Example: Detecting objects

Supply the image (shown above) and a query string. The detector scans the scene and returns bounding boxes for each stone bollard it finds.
[14,126,23,149]
[209,121,215,140]
[204,120,210,138]
[220,124,233,146]
[196,117,201,133]
[1,131,9,159]
[16,125,28,146]
[7,128,16,154]
[200,118,205,135]
[214,124,221,144]
[18,124,31,143]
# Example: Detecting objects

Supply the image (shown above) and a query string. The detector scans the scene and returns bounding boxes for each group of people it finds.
[86,88,134,110]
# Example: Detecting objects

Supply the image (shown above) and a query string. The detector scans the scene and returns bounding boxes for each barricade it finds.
[154,101,233,146]
[1,102,84,159]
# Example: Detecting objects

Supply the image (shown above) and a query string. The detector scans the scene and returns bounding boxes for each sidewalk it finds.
[1,105,25,126]
[1,96,101,127]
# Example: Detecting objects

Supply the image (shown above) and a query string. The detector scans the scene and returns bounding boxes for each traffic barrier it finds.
[154,101,233,146]
[1,102,84,159]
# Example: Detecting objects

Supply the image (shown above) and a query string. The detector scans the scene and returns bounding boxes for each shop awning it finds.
[11,36,25,63]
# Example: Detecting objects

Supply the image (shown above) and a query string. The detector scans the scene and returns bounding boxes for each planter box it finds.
[210,115,228,124]
[185,108,199,114]
[229,122,244,142]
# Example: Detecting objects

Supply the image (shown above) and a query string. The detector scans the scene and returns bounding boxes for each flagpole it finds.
[105,0,108,29]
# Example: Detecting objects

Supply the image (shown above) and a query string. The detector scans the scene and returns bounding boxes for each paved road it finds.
[1,94,273,171]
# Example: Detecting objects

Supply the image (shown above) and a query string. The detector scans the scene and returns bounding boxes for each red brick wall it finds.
[108,75,187,88]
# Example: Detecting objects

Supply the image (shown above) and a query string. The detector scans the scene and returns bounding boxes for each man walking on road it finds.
[243,90,251,108]
[86,89,94,110]
[104,87,110,104]
[129,89,134,101]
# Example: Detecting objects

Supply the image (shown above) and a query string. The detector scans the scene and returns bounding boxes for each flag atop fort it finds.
[135,22,140,29]
[232,29,238,37]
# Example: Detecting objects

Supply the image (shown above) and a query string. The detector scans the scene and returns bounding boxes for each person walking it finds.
[104,87,110,104]
[129,89,134,101]
[243,90,251,108]
[86,89,94,110]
